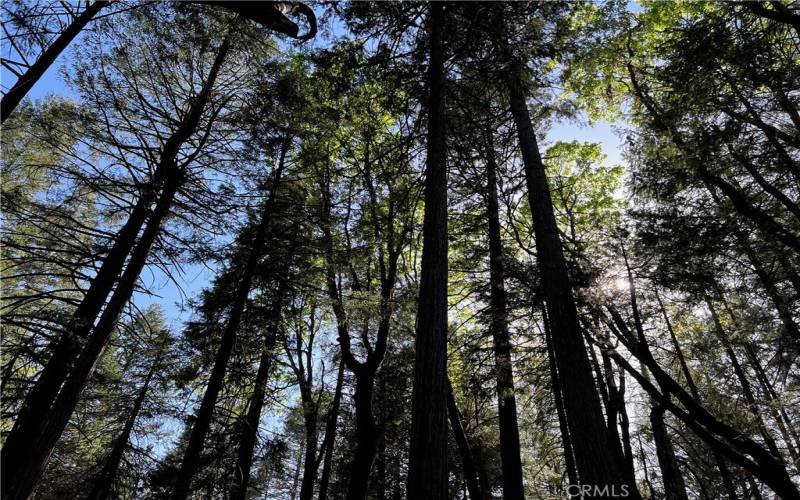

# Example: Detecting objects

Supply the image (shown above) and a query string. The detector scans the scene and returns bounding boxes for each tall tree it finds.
[407,3,449,499]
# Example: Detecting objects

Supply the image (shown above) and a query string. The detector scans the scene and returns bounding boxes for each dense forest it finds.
[1,1,799,499]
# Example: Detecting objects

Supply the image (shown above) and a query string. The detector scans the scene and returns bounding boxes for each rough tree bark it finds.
[505,62,634,495]
[407,3,448,499]
[483,134,525,500]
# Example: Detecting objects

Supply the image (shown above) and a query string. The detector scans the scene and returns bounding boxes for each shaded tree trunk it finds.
[654,290,740,500]
[483,134,525,500]
[230,284,286,500]
[705,298,784,465]
[407,3,448,499]
[345,372,381,500]
[604,308,799,499]
[505,63,632,494]
[298,396,319,500]
[541,305,578,490]
[171,137,289,500]
[3,152,186,500]
[650,405,689,500]
[447,381,486,500]
[318,359,346,500]
[87,351,162,500]
[2,39,230,499]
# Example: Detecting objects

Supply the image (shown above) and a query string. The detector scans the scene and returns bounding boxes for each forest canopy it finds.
[1,1,799,499]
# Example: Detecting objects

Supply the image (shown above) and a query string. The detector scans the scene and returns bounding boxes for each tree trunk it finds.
[1,37,231,500]
[345,373,381,500]
[605,309,799,498]
[87,352,161,500]
[483,135,525,500]
[447,381,486,500]
[407,3,448,499]
[3,160,184,500]
[650,405,690,500]
[705,299,784,464]
[1,1,108,123]
[506,66,632,495]
[317,359,345,500]
[600,350,636,487]
[171,137,288,500]
[541,305,578,490]
[654,289,740,500]
[230,285,286,500]
[298,403,319,500]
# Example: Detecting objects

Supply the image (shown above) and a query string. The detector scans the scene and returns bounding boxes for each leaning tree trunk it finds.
[605,307,799,498]
[1,1,108,123]
[542,305,578,489]
[1,37,231,500]
[653,290,740,500]
[171,138,289,500]
[230,285,286,500]
[650,405,689,500]
[505,63,633,495]
[484,135,525,500]
[3,157,185,500]
[87,351,162,500]
[317,359,346,500]
[407,3,448,500]
[705,299,784,464]
[447,381,486,500]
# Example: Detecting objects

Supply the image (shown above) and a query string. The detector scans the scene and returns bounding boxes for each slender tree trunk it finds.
[717,295,800,464]
[376,374,387,500]
[171,138,288,500]
[650,405,690,500]
[742,343,800,464]
[318,359,346,500]
[621,251,683,498]
[407,3,448,499]
[705,299,784,464]
[600,350,636,487]
[654,289,740,500]
[541,305,578,490]
[447,381,486,500]
[605,310,798,498]
[291,440,305,500]
[738,233,800,345]
[483,135,525,499]
[230,285,286,500]
[299,404,319,500]
[506,64,632,495]
[87,352,161,500]
[1,1,108,123]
